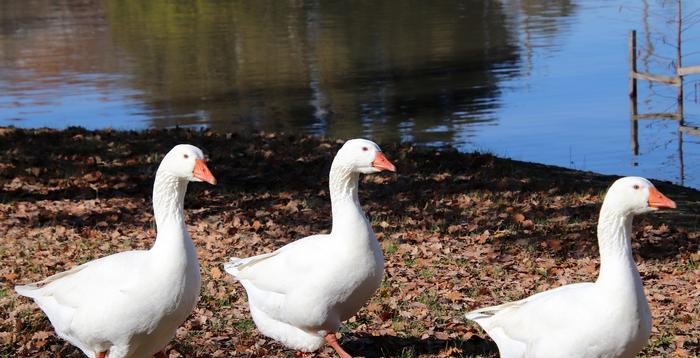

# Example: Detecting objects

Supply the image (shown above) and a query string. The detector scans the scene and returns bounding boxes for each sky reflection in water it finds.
[0,0,698,187]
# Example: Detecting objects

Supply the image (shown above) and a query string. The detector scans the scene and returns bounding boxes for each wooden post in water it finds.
[678,129,684,186]
[627,1,698,182]
[629,30,639,155]
[676,1,683,116]
[629,30,637,100]
[676,0,684,184]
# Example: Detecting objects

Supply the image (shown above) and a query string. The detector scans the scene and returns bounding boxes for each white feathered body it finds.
[16,226,200,358]
[466,281,651,358]
[465,178,664,358]
[226,200,384,351]
[224,140,392,353]
[15,162,205,358]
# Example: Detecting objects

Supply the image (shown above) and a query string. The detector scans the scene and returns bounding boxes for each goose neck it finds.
[329,162,360,204]
[152,170,188,232]
[328,162,367,235]
[595,204,639,287]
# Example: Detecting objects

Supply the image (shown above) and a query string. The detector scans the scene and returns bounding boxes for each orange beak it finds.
[648,187,676,209]
[193,159,217,185]
[372,152,396,172]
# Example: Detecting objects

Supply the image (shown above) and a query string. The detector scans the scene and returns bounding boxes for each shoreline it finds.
[3,125,698,192]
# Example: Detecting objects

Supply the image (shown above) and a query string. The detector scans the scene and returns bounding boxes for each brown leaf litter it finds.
[0,127,698,357]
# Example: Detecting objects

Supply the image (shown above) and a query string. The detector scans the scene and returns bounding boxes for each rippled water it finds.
[0,0,698,188]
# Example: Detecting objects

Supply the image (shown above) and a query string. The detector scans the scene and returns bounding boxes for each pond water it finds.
[1,0,699,188]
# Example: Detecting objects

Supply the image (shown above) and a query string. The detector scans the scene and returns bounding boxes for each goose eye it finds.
[362,146,368,152]
[633,184,640,190]
[183,154,189,159]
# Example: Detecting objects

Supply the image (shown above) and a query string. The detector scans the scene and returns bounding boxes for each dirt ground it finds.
[0,127,697,357]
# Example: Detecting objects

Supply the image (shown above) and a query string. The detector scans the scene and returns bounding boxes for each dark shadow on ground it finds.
[343,332,498,357]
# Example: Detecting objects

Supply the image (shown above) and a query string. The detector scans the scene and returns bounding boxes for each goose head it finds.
[335,139,396,174]
[603,176,676,215]
[158,144,217,184]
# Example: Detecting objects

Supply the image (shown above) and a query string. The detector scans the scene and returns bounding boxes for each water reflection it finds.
[0,0,577,141]
[2,0,695,187]
[106,0,531,144]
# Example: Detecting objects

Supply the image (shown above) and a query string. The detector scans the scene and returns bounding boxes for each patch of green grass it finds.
[233,318,255,332]
[392,318,426,335]
[385,241,398,254]
[647,333,673,349]
[465,287,480,298]
[534,217,549,226]
[341,319,360,331]
[454,258,470,267]
[567,216,585,225]
[418,268,435,278]
[398,346,416,358]
[683,258,698,271]
[417,291,440,311]
[212,294,231,307]
[491,266,505,277]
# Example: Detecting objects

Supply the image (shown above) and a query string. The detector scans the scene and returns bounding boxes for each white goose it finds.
[224,138,395,358]
[465,176,676,358]
[15,144,216,358]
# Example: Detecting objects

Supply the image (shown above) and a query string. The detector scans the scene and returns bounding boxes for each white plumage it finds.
[225,139,395,357]
[15,144,216,358]
[465,176,676,358]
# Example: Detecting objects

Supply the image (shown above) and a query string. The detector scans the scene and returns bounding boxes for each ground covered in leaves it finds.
[0,127,698,358]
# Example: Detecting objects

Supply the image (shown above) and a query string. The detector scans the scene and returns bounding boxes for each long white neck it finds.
[595,203,641,289]
[150,170,190,252]
[328,159,371,238]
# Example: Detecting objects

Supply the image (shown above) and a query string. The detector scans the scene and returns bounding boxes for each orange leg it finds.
[324,333,352,358]
[153,351,167,358]
[96,352,107,358]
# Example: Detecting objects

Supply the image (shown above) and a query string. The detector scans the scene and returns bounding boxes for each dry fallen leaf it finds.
[210,267,223,280]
